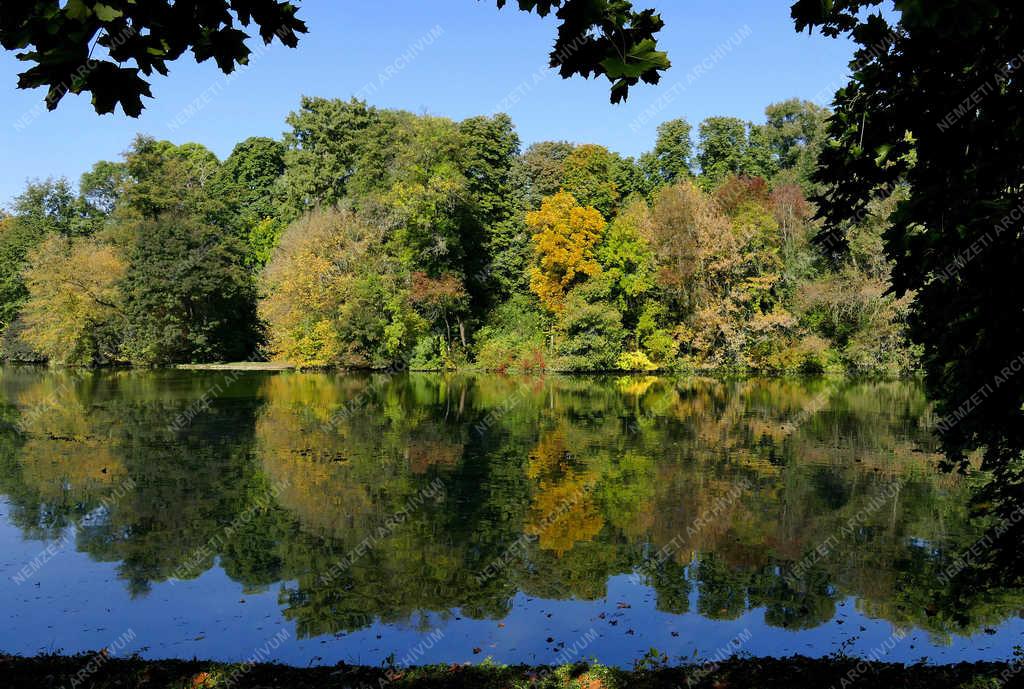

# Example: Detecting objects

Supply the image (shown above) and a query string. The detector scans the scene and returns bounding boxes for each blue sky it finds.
[0,1,857,207]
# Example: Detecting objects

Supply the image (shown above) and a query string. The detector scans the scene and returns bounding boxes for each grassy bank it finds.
[2,654,1019,689]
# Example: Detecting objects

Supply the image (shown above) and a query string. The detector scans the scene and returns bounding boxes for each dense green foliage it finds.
[788,0,1024,581]
[2,0,667,115]
[0,97,913,373]
[120,215,261,365]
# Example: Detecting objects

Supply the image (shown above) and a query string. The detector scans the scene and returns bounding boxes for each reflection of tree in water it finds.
[524,431,604,555]
[0,370,126,540]
[0,369,269,596]
[0,370,1022,641]
[255,373,517,637]
[15,374,127,500]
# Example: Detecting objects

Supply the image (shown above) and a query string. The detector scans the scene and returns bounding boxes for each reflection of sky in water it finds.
[1,508,1020,668]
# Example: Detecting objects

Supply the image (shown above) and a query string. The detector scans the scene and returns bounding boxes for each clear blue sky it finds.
[0,0,857,207]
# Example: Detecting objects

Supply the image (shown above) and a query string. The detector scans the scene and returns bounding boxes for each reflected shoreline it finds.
[0,369,1020,666]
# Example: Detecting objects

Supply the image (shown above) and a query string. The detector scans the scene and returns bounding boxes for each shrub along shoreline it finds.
[1,654,1018,689]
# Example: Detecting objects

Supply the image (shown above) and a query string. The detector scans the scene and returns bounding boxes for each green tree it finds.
[597,198,656,326]
[641,117,693,187]
[121,214,260,364]
[746,123,778,180]
[246,217,285,270]
[373,115,478,281]
[697,117,748,186]
[562,144,622,218]
[120,136,225,222]
[79,160,128,218]
[458,114,521,232]
[459,114,525,297]
[516,141,576,210]
[763,98,829,190]
[0,215,46,331]
[697,117,776,188]
[555,286,626,370]
[280,97,379,214]
[211,136,286,234]
[612,155,649,199]
[8,178,87,236]
[473,294,547,371]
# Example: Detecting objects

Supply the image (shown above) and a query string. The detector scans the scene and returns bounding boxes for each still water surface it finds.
[0,369,1021,667]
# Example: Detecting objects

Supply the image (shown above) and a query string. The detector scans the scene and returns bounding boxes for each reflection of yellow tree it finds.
[255,374,463,538]
[15,375,126,502]
[525,432,603,555]
[615,375,660,398]
[256,375,386,538]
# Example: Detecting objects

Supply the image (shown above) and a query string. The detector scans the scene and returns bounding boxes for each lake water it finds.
[0,368,1021,668]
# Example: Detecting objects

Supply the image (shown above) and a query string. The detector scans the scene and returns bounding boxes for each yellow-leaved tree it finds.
[260,208,378,368]
[21,236,127,366]
[260,207,423,369]
[526,191,606,313]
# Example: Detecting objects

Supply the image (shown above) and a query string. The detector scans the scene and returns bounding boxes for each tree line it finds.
[0,96,916,373]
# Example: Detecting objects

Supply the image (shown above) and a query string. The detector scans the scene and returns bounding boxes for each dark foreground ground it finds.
[3,654,1023,689]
